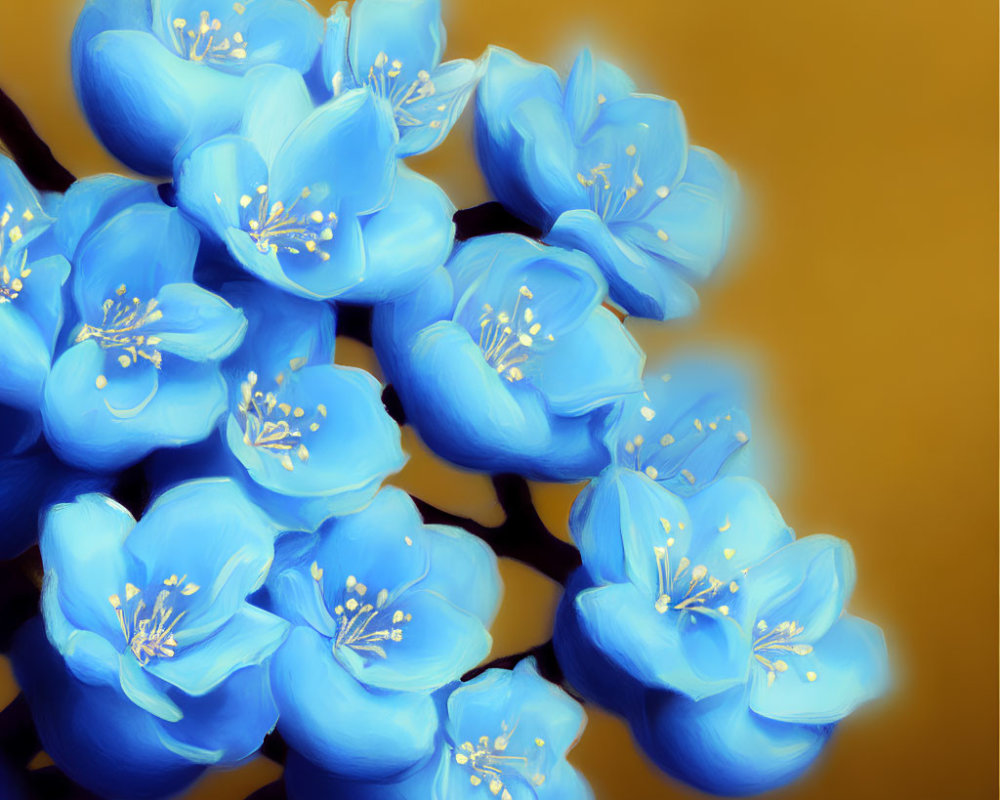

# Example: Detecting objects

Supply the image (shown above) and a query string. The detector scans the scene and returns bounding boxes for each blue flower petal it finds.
[271,87,398,217]
[420,523,502,626]
[272,625,438,779]
[745,535,857,643]
[160,662,280,765]
[53,175,159,259]
[118,651,183,722]
[11,254,70,356]
[320,2,356,97]
[124,478,277,644]
[0,302,52,411]
[72,202,199,314]
[685,477,794,586]
[637,685,833,796]
[335,589,491,693]
[575,583,749,699]
[39,492,135,644]
[396,58,481,157]
[347,0,444,87]
[12,618,206,800]
[547,208,699,320]
[616,146,737,282]
[530,307,644,415]
[0,155,50,253]
[147,604,288,695]
[226,364,403,509]
[239,65,315,165]
[43,341,229,471]
[145,282,247,362]
[343,164,455,303]
[176,135,270,239]
[749,614,889,725]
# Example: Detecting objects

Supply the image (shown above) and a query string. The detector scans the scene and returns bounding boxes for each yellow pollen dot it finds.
[657,229,669,242]
[317,404,327,417]
[694,418,703,431]
[719,605,730,615]
[309,422,320,432]
[118,354,131,368]
[656,186,670,198]
[660,433,674,446]
[681,469,695,484]
[535,737,545,747]
[626,144,637,156]
[640,406,656,421]
[95,375,108,389]
[723,548,736,560]
[660,517,671,533]
[278,402,291,416]
[719,518,731,532]
[280,453,294,471]
[309,210,324,223]
[634,435,643,446]
[645,466,659,479]
[729,581,739,593]
[529,323,541,335]
[807,671,818,682]
[310,562,323,581]
[289,356,307,371]
[293,407,305,418]
[257,184,268,194]
[597,93,606,104]
[709,421,718,430]
[736,430,749,443]
[469,775,481,786]
[404,536,412,546]
[297,444,309,462]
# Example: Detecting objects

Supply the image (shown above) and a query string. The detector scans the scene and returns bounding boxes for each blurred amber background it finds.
[0,0,996,797]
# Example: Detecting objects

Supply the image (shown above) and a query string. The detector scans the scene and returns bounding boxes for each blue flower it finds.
[284,658,592,800]
[176,80,455,302]
[165,279,404,532]
[42,200,247,472]
[604,357,752,496]
[317,0,482,157]
[557,469,794,709]
[266,486,501,780]
[635,535,889,795]
[476,48,739,320]
[16,479,289,799]
[72,0,324,175]
[372,234,645,480]
[0,156,69,450]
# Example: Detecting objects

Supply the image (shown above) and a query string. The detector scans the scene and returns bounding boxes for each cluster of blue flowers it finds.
[0,1,887,798]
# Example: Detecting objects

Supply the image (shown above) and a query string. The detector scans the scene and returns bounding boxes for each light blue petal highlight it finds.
[745,535,857,643]
[125,478,277,643]
[118,652,183,722]
[575,583,750,700]
[395,57,481,157]
[271,87,398,216]
[146,604,288,695]
[320,2,355,97]
[530,307,644,415]
[749,614,889,724]
[43,341,229,471]
[420,523,502,627]
[39,493,135,644]
[272,625,438,779]
[343,164,455,303]
[347,0,444,87]
[53,174,159,259]
[146,282,247,361]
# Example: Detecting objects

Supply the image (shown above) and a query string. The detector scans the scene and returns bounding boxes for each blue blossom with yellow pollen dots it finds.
[555,469,795,716]
[373,233,645,480]
[266,486,501,780]
[72,0,324,175]
[13,478,290,800]
[476,47,739,320]
[635,534,889,796]
[0,156,70,453]
[604,357,752,496]
[41,200,247,472]
[211,279,405,531]
[176,77,455,303]
[284,658,592,800]
[318,0,482,156]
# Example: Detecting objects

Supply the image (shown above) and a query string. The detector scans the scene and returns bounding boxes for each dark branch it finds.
[335,303,373,346]
[0,695,41,767]
[244,780,287,800]
[453,202,541,242]
[462,640,561,683]
[260,731,288,766]
[413,474,581,585]
[0,86,74,193]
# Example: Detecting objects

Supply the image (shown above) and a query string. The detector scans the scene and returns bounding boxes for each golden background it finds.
[0,0,996,797]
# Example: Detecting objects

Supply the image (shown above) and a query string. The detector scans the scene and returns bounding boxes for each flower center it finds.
[108,574,200,665]
[0,251,29,304]
[652,521,738,615]
[453,722,547,796]
[233,184,337,261]
[477,285,553,383]
[169,8,249,64]
[76,284,164,369]
[310,564,410,660]
[364,51,438,129]
[237,368,326,472]
[753,619,816,686]
[576,142,670,229]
